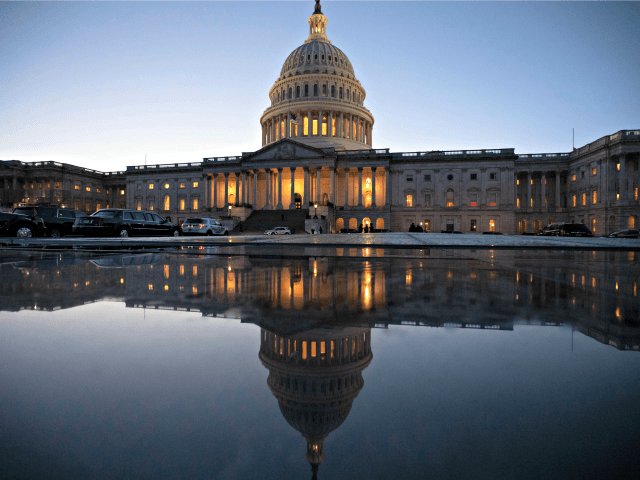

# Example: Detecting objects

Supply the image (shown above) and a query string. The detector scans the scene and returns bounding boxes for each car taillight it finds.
[199,224,204,228]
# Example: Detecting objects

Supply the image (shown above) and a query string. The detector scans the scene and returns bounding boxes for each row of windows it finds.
[406,172,498,182]
[135,196,199,211]
[137,181,199,191]
[414,219,498,233]
[405,191,498,208]
[273,84,361,104]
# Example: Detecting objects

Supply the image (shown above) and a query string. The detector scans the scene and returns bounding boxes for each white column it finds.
[371,167,377,207]
[277,168,283,209]
[316,168,322,204]
[290,167,296,210]
[357,167,363,207]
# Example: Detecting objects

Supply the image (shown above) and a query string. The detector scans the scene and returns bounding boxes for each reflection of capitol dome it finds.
[259,326,372,478]
[260,0,374,151]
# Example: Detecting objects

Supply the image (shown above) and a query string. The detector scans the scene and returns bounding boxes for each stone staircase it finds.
[234,209,309,234]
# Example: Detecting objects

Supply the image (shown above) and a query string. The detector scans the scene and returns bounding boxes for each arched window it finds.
[331,85,335,97]
[163,195,170,211]
[446,189,454,208]
[339,87,343,99]
[305,85,309,97]
[313,84,318,96]
[296,86,300,98]
[322,84,327,96]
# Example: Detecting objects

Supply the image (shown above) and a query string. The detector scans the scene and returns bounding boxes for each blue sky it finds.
[1,1,639,172]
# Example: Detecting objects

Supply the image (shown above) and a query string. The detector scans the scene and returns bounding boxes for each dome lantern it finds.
[306,0,330,45]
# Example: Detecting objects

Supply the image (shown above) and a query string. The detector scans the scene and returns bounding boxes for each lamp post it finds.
[313,202,318,219]
[228,205,232,218]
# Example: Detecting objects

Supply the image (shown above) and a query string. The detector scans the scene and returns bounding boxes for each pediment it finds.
[248,139,326,161]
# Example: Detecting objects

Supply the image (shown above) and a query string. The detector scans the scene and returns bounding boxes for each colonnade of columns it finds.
[262,109,373,147]
[515,169,567,211]
[205,166,389,210]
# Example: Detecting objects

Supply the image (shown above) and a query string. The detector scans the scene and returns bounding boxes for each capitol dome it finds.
[260,0,374,151]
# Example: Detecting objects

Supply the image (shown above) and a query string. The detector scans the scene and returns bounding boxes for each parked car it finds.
[606,229,640,238]
[264,226,291,235]
[0,211,45,238]
[181,218,229,236]
[537,222,593,237]
[12,206,87,237]
[72,209,182,237]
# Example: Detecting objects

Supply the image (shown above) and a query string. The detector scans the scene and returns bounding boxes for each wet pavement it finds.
[1,245,639,479]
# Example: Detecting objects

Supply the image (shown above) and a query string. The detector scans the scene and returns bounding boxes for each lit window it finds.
[406,195,413,207]
[572,195,577,207]
[489,219,496,232]
[179,199,185,211]
[75,185,80,190]
[470,193,477,207]
[179,182,185,188]
[97,188,101,193]
[192,198,198,210]
[149,184,154,190]
[572,174,576,181]
[312,119,318,135]
[120,189,125,195]
[192,181,199,188]
[582,192,586,206]
[164,195,170,210]
[86,187,91,192]
[489,193,497,207]
[517,197,520,208]
[424,220,431,232]
[635,187,638,200]
[164,183,170,189]
[530,198,533,208]
[591,219,596,234]
[617,163,620,171]
[470,219,477,232]
[446,189,454,207]
[303,116,309,135]
[592,168,597,175]
[592,190,597,204]
[517,179,520,185]
[136,201,142,211]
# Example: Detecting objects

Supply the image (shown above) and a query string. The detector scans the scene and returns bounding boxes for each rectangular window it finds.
[424,174,431,181]
[149,184,154,190]
[635,187,638,200]
[55,182,61,189]
[192,198,198,210]
[149,201,154,211]
[424,194,431,207]
[470,193,477,207]
[470,219,477,232]
[572,195,577,207]
[136,201,142,210]
[530,197,534,208]
[592,190,597,204]
[74,185,80,190]
[180,199,185,211]
[424,220,431,232]
[74,199,80,210]
[137,184,142,190]
[192,182,198,188]
[120,189,125,195]
[489,219,496,232]
[489,193,497,206]
[591,218,596,234]
[332,118,336,136]
[86,187,91,192]
[180,182,185,188]
[517,196,521,208]
[96,188,101,193]
[406,195,413,207]
[581,171,585,178]
[592,167,597,175]
[470,173,477,180]
[572,174,576,181]
[617,163,620,171]
[322,121,327,136]
[582,192,586,206]
[406,175,413,182]
[490,173,496,180]
[312,119,318,135]
[516,179,520,185]
[96,203,101,211]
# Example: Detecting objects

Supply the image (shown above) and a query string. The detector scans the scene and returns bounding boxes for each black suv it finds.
[0,211,45,238]
[72,209,182,237]
[12,206,87,238]
[538,222,593,237]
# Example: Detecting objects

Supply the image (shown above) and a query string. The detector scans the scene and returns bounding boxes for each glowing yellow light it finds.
[164,285,169,291]
[616,307,621,317]
[228,265,231,272]
[516,294,519,300]
[120,278,124,284]
[192,286,198,294]
[85,281,90,286]
[616,283,619,290]
[470,272,476,279]
[148,284,153,290]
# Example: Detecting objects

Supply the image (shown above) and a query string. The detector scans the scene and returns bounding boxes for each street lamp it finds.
[313,202,318,219]
[228,205,232,218]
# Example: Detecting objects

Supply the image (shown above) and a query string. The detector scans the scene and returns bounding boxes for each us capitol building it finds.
[1,1,639,235]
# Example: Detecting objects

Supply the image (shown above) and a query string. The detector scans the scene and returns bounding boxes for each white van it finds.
[181,218,229,236]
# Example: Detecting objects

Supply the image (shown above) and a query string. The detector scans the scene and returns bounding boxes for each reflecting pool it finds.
[1,248,639,479]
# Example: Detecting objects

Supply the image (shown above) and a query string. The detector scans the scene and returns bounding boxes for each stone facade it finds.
[1,2,639,233]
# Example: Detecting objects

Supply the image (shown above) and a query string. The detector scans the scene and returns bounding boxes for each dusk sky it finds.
[2,1,639,172]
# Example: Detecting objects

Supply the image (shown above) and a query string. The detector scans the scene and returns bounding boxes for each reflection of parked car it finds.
[72,209,182,237]
[606,229,640,238]
[0,211,45,238]
[340,228,359,234]
[264,226,291,235]
[12,206,87,237]
[538,223,593,237]
[181,218,229,236]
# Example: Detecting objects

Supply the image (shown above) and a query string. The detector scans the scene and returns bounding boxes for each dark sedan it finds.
[72,209,182,237]
[606,229,640,238]
[0,211,45,238]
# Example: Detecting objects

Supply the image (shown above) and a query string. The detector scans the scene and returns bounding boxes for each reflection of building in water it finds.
[259,327,372,478]
[1,249,638,350]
